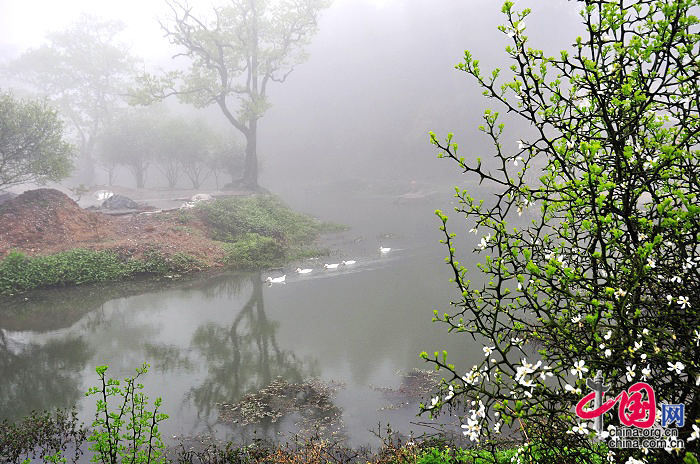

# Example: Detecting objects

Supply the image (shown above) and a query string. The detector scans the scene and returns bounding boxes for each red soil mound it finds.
[0,189,114,254]
[0,188,226,266]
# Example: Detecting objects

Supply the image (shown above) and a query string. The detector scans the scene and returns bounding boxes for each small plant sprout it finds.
[85,363,168,464]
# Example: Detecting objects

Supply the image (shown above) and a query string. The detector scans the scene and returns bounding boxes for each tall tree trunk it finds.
[240,120,259,190]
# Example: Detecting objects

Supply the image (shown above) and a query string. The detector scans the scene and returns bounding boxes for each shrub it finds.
[422,1,699,463]
[85,363,168,464]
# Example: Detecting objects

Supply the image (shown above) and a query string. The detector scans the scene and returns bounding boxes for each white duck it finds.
[295,268,313,274]
[341,260,356,265]
[380,247,391,253]
[324,263,340,269]
[266,275,286,283]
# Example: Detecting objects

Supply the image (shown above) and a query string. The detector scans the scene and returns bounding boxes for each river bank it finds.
[0,188,338,297]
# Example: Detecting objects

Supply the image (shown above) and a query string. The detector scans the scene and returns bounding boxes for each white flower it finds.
[604,348,612,358]
[571,314,582,323]
[606,450,616,462]
[633,340,643,351]
[647,257,656,268]
[677,296,690,309]
[517,281,523,291]
[511,337,524,345]
[571,422,589,435]
[683,257,697,270]
[469,227,478,234]
[513,155,524,166]
[517,140,525,150]
[604,330,612,340]
[515,358,540,383]
[666,294,674,303]
[642,328,649,335]
[461,416,482,442]
[478,233,492,250]
[695,329,700,347]
[614,288,627,299]
[564,383,581,395]
[571,360,588,379]
[670,275,682,283]
[520,378,536,389]
[689,424,700,442]
[640,353,647,361]
[566,140,575,149]
[430,396,440,408]
[557,255,567,267]
[493,420,503,434]
[641,365,651,380]
[667,361,685,374]
[507,21,525,38]
[539,365,553,381]
[483,346,495,357]
[626,364,637,382]
[643,155,658,169]
[444,385,455,401]
[639,233,648,240]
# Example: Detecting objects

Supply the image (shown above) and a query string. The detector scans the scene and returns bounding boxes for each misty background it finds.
[0,0,582,196]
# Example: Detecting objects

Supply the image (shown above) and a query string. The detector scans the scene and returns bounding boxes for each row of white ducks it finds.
[266,248,390,284]
[266,260,359,283]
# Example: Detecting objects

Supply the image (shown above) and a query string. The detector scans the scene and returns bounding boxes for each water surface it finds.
[0,189,487,450]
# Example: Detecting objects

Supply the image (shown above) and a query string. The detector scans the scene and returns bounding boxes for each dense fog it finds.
[0,0,583,194]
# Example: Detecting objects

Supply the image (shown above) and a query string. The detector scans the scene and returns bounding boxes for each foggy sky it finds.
[0,0,582,191]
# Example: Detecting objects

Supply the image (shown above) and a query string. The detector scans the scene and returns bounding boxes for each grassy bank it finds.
[0,248,204,297]
[0,195,340,296]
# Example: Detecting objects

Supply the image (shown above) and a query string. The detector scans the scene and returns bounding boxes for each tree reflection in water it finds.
[187,272,322,439]
[0,329,90,422]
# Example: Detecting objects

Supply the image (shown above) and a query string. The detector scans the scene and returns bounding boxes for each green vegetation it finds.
[0,90,74,190]
[423,0,699,463]
[4,14,140,185]
[198,195,338,270]
[85,364,168,464]
[0,249,203,297]
[0,408,87,463]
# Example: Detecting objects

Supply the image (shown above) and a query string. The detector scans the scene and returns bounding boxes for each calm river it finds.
[0,187,485,451]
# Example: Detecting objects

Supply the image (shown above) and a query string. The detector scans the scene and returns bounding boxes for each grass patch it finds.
[221,233,285,270]
[197,195,337,269]
[0,249,204,296]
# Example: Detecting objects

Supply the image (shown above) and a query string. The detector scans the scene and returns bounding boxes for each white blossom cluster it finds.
[460,399,486,442]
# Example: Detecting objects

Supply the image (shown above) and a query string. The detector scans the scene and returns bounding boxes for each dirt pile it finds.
[0,188,226,266]
[0,189,115,255]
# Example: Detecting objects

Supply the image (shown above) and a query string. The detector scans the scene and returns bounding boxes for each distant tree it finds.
[423,1,699,463]
[4,14,141,184]
[98,158,120,188]
[0,91,74,190]
[99,112,156,189]
[135,0,330,190]
[207,133,246,189]
[152,118,187,189]
[177,119,214,190]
